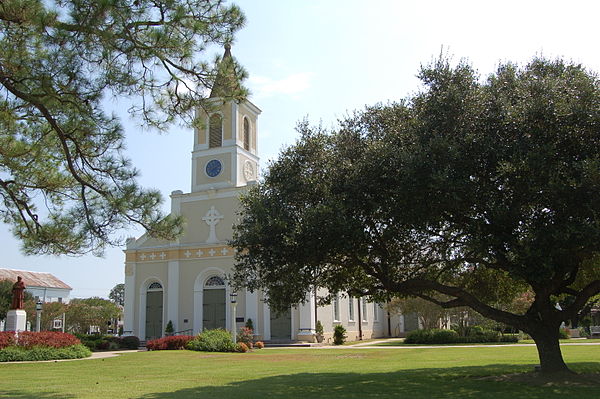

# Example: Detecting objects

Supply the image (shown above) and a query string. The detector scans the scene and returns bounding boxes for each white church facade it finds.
[123,47,403,343]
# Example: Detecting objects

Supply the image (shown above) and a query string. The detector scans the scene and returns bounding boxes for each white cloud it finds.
[248,72,312,99]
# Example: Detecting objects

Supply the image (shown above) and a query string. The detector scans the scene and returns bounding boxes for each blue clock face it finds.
[205,159,222,177]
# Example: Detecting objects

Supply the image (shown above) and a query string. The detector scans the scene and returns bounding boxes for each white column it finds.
[262,296,271,341]
[297,292,316,341]
[123,263,136,335]
[167,260,180,330]
[245,290,259,335]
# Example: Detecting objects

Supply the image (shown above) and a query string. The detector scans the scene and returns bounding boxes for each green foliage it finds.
[388,297,448,330]
[405,329,460,344]
[333,325,346,345]
[245,318,254,331]
[187,329,236,352]
[109,283,125,307]
[0,344,90,362]
[66,297,122,334]
[232,56,600,372]
[120,336,141,350]
[315,320,324,336]
[0,0,246,255]
[165,320,174,335]
[405,328,518,344]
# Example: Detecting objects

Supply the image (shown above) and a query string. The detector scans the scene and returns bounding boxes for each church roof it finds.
[0,268,72,290]
[209,43,243,99]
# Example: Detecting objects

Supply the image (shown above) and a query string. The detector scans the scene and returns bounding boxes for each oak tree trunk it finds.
[529,326,570,374]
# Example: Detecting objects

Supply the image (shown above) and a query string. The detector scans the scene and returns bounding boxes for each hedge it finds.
[404,328,519,344]
[0,344,91,362]
[0,331,81,349]
[147,335,194,351]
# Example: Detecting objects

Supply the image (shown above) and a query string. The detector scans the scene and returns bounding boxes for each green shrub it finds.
[0,344,91,362]
[165,320,174,335]
[559,328,570,339]
[406,328,519,344]
[245,318,254,331]
[187,329,236,352]
[315,320,324,336]
[405,329,459,344]
[333,325,347,345]
[120,336,140,349]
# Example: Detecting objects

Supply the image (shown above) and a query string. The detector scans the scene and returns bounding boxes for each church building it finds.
[123,46,395,343]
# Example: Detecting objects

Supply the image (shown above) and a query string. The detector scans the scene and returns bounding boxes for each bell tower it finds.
[191,44,261,192]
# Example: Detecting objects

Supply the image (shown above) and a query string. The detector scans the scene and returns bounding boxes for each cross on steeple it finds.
[202,206,224,244]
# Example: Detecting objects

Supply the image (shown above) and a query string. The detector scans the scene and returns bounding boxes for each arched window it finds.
[209,114,222,148]
[204,275,225,287]
[148,282,163,291]
[243,117,250,151]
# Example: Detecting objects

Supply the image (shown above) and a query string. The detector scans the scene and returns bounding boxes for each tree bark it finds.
[529,326,570,374]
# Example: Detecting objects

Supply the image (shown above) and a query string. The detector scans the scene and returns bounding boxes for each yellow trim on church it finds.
[125,246,235,263]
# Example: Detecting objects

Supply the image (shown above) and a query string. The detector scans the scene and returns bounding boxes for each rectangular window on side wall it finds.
[333,295,340,322]
[348,296,355,322]
[373,302,379,322]
[361,298,368,322]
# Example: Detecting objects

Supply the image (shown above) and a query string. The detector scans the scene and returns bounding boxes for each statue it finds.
[11,276,26,310]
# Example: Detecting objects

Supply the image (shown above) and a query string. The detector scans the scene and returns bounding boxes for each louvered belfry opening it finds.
[243,117,250,150]
[209,114,222,148]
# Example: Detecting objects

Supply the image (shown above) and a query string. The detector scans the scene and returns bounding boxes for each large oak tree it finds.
[232,58,600,374]
[0,0,246,255]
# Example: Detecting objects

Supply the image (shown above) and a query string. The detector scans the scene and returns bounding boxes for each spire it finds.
[209,43,241,99]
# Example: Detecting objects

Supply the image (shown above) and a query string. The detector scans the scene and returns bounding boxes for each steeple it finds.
[209,43,242,100]
[191,43,261,193]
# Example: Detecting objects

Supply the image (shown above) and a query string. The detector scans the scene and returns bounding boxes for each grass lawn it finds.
[0,346,599,399]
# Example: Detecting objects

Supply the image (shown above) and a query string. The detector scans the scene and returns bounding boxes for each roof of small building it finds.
[0,268,72,290]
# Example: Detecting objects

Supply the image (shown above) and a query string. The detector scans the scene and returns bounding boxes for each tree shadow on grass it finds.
[137,363,600,399]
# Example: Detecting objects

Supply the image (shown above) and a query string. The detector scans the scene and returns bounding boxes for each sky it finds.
[3,0,600,298]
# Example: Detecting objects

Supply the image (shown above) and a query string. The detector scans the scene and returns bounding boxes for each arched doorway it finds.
[145,282,163,340]
[202,276,226,330]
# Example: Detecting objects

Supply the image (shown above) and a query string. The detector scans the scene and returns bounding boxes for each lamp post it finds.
[35,300,43,332]
[230,291,238,344]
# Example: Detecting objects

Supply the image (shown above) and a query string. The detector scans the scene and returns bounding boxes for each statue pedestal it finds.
[6,309,27,332]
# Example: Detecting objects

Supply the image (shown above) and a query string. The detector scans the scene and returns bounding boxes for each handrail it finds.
[171,329,193,336]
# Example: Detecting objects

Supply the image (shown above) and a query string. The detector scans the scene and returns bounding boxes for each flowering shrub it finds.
[236,342,249,352]
[146,335,194,351]
[0,332,16,349]
[0,331,81,349]
[17,331,81,348]
[237,327,254,347]
[254,341,265,349]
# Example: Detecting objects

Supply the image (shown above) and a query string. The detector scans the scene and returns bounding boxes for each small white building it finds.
[0,268,72,303]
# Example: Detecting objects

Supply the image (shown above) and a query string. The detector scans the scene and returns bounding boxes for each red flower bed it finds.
[16,331,81,349]
[146,335,194,350]
[0,332,16,349]
[0,331,81,349]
